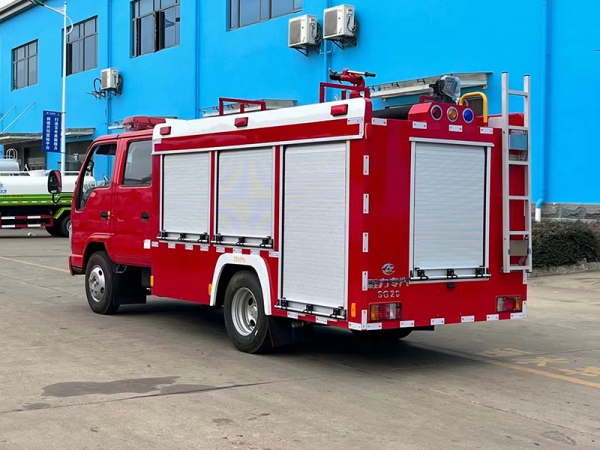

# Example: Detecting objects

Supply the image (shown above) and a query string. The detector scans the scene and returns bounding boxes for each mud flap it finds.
[267,316,313,348]
[113,267,148,306]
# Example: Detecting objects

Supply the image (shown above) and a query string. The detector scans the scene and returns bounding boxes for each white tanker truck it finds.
[0,156,94,237]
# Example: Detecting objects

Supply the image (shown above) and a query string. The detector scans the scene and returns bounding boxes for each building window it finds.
[12,40,38,90]
[67,17,98,75]
[132,0,180,57]
[229,0,302,30]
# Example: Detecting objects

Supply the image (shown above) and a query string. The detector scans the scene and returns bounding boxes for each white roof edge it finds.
[369,72,492,99]
[0,128,95,145]
[0,0,33,22]
[66,128,96,137]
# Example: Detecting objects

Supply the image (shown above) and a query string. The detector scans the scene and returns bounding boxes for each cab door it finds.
[71,142,117,261]
[111,138,154,267]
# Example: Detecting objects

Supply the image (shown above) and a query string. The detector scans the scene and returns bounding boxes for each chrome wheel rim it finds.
[88,266,106,303]
[231,287,259,336]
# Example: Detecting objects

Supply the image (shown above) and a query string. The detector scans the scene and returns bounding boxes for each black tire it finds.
[85,251,120,315]
[56,213,71,238]
[45,225,61,237]
[223,270,271,354]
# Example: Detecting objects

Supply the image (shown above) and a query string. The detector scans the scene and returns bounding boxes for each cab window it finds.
[76,143,117,211]
[122,140,152,187]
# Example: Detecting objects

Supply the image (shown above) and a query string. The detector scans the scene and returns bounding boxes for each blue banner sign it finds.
[42,111,61,153]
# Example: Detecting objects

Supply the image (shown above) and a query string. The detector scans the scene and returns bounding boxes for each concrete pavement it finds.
[1,230,599,449]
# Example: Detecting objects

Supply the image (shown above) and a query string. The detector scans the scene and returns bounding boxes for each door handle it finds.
[101,211,108,221]
[141,212,149,222]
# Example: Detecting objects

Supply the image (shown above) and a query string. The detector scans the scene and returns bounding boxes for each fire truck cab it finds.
[48,70,531,354]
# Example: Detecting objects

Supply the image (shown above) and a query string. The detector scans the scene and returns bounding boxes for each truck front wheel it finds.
[223,270,271,354]
[85,251,120,315]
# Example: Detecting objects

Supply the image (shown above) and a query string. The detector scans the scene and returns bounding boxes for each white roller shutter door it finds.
[217,148,273,238]
[282,143,347,309]
[412,142,487,278]
[162,152,210,235]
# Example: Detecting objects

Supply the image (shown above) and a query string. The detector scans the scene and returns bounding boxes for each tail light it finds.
[447,107,459,122]
[463,108,475,123]
[331,104,349,116]
[370,302,402,321]
[431,105,443,120]
[234,117,249,127]
[497,296,523,313]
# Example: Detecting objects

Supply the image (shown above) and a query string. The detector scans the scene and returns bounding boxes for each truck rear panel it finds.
[358,118,526,331]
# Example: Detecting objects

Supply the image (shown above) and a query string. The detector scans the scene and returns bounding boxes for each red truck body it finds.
[62,72,531,353]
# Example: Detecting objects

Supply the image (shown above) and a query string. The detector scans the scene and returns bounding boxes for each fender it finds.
[72,233,113,271]
[210,253,273,315]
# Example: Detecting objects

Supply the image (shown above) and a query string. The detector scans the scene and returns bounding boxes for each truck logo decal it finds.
[0,182,6,194]
[368,277,408,290]
[382,263,395,275]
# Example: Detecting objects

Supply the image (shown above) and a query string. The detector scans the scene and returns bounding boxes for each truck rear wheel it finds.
[223,270,271,354]
[45,225,61,237]
[85,251,120,315]
[46,215,70,237]
[57,214,71,238]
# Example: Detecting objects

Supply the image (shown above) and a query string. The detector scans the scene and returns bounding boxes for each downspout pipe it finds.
[194,0,201,118]
[106,0,113,134]
[536,0,550,221]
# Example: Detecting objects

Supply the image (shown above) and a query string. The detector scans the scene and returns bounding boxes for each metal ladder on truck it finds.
[500,72,532,275]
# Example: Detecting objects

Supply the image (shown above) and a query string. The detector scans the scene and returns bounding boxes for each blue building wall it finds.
[0,0,598,206]
[544,1,600,204]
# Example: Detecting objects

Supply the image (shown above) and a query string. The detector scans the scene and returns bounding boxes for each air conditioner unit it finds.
[288,14,318,48]
[323,4,355,40]
[101,68,119,91]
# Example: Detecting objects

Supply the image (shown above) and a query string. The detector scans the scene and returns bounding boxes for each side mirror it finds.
[47,170,63,195]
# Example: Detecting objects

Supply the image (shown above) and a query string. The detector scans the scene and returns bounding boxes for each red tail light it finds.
[497,296,523,313]
[431,105,443,120]
[370,302,402,321]
[331,104,349,116]
[234,117,249,127]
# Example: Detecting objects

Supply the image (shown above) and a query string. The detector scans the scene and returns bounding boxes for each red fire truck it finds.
[47,70,532,353]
